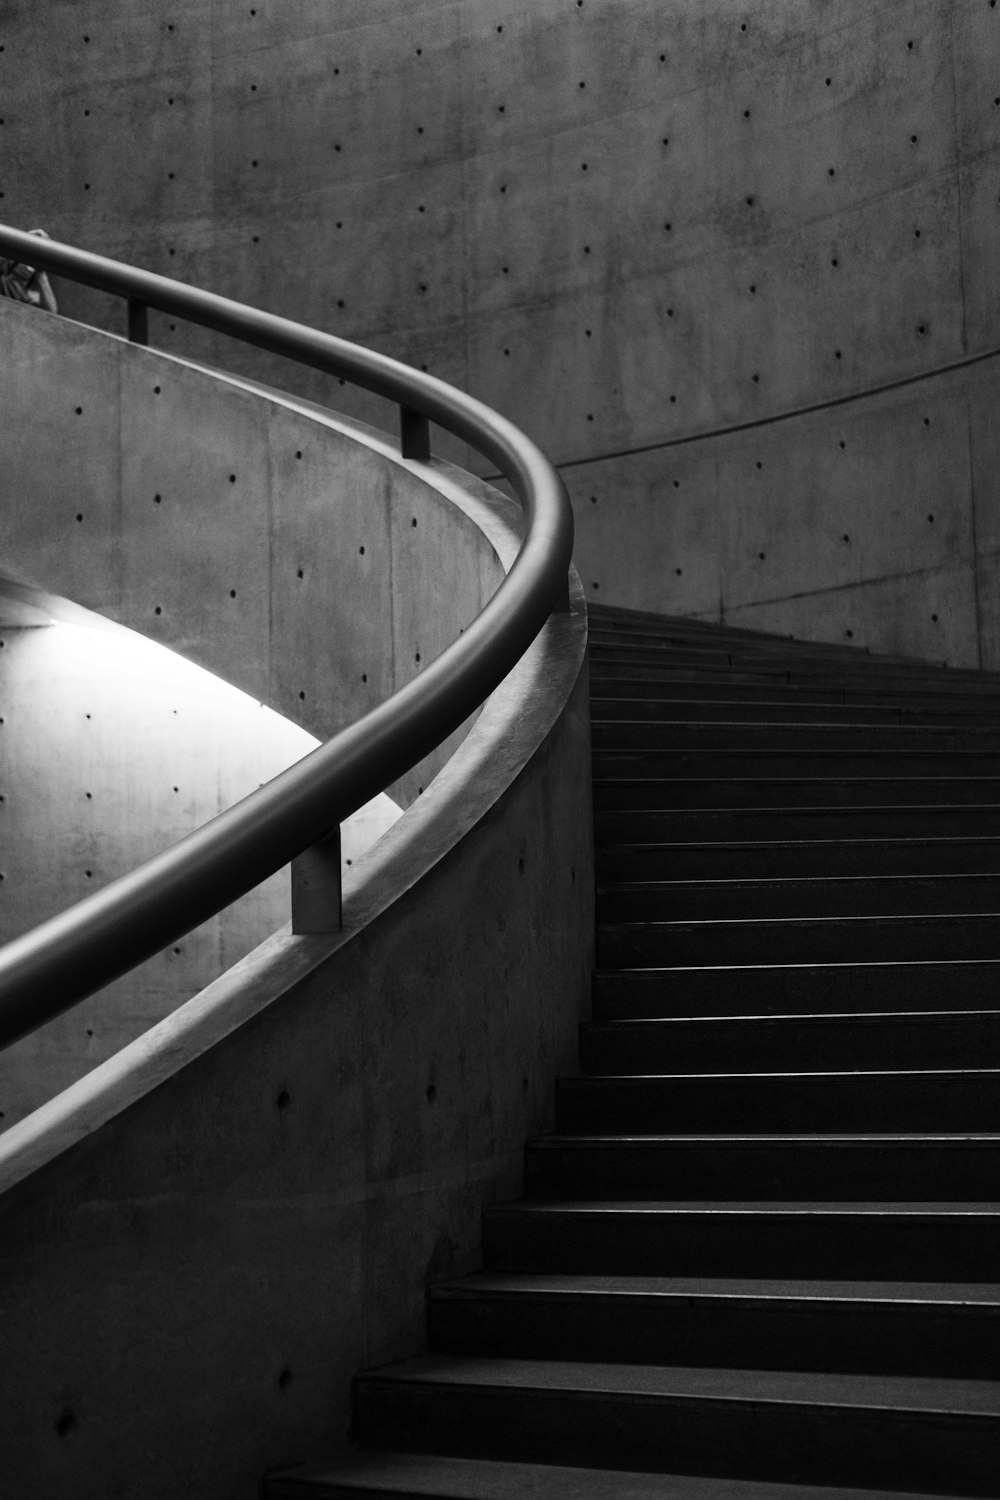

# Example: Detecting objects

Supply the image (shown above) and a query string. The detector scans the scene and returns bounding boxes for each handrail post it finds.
[400,405,431,461]
[127,298,148,346]
[290,829,342,934]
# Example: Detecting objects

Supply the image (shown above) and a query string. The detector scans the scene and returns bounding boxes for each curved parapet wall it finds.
[0,299,592,1495]
[0,297,498,781]
[565,349,1000,668]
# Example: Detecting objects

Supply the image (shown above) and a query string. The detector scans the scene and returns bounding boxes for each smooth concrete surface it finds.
[0,573,591,1500]
[4,0,1000,656]
[566,356,1000,667]
[0,297,592,1496]
[0,297,496,801]
[0,616,401,1128]
[0,620,314,1129]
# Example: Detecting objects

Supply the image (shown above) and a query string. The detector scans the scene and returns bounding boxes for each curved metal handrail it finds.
[0,224,575,1050]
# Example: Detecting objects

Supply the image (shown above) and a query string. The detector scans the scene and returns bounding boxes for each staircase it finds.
[267,603,1000,1498]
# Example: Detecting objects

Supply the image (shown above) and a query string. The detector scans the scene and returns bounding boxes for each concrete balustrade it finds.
[0,299,592,1496]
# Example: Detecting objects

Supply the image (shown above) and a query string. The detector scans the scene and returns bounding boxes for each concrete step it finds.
[594,777,1000,810]
[587,636,979,669]
[555,1070,1000,1135]
[592,721,1000,750]
[588,637,949,671]
[264,1449,962,1499]
[352,1354,1000,1494]
[586,611,936,656]
[595,837,1000,882]
[597,913,1000,966]
[592,961,1000,1018]
[586,632,994,672]
[427,1272,1000,1379]
[590,695,1000,725]
[578,1009,1000,1072]
[482,1201,1000,1281]
[587,604,873,649]
[589,643,903,674]
[594,743,1000,772]
[595,875,1000,920]
[594,806,1000,843]
[591,677,1000,708]
[588,625,885,653]
[525,1134,1000,1203]
[590,661,1000,692]
[592,729,1000,764]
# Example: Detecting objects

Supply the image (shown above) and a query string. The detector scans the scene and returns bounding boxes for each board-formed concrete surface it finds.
[2,0,996,656]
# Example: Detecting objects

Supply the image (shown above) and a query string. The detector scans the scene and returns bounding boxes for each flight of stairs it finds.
[267,602,1000,1498]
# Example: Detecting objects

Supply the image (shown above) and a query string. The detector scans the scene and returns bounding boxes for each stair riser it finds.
[589,607,876,645]
[592,963,1000,1018]
[428,1292,1000,1379]
[598,916,1000,967]
[595,721,1000,749]
[590,661,1000,692]
[526,1142,1000,1202]
[589,645,988,674]
[556,1074,1000,1134]
[354,1374,999,1494]
[595,878,1000,920]
[579,1015,1000,1072]
[596,840,1000,882]
[593,747,1000,780]
[588,630,885,658]
[591,698,1000,725]
[595,809,1000,842]
[595,779,1000,810]
[590,648,860,673]
[592,678,1000,708]
[483,1208,1000,1281]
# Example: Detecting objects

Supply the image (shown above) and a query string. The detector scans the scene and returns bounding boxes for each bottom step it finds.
[265,1450,974,1499]
[351,1355,999,1495]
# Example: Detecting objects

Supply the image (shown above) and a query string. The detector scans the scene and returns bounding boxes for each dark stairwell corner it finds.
[266,600,1000,1499]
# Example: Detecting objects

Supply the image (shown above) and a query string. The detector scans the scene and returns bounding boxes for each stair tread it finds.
[493,1200,1000,1215]
[586,1008,1000,1023]
[598,803,1000,813]
[266,1450,963,1499]
[434,1272,1000,1304]
[360,1354,1000,1413]
[565,1064,1000,1076]
[598,959,1000,972]
[599,914,1000,928]
[531,1133,1000,1144]
[600,838,1000,850]
[597,879,1000,900]
[274,1454,983,1500]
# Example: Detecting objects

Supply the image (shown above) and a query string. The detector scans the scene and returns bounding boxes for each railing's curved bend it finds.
[0,224,575,1052]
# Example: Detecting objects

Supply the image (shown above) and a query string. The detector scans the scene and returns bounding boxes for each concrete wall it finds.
[0,620,322,1130]
[0,297,592,1497]
[0,619,591,1499]
[566,357,1000,668]
[0,297,495,795]
[3,0,999,657]
[1,293,492,1127]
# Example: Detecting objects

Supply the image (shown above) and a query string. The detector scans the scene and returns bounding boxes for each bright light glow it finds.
[38,620,402,862]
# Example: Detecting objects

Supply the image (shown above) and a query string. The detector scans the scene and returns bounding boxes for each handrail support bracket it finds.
[400,405,431,462]
[127,298,149,346]
[291,829,343,934]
